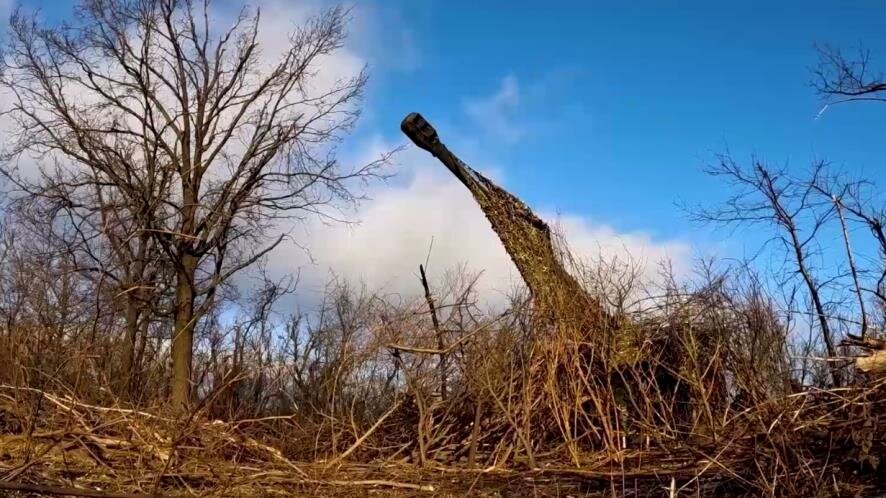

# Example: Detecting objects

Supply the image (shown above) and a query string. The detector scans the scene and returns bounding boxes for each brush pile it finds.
[1,311,883,497]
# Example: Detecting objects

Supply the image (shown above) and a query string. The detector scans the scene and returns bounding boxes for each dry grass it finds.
[1,267,883,496]
[0,377,882,496]
[0,224,883,496]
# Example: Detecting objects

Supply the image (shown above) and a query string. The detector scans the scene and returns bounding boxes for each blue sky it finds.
[351,0,886,302]
[18,1,886,224]
[340,1,886,337]
[354,1,886,238]
[6,0,886,300]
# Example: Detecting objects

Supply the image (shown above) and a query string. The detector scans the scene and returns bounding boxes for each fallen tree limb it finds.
[0,480,169,498]
[319,479,436,492]
[856,350,886,375]
[843,334,886,376]
[0,385,170,421]
[239,470,437,492]
[325,397,404,467]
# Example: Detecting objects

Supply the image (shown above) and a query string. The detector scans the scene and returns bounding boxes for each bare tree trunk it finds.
[121,296,139,397]
[419,264,446,399]
[171,254,197,409]
[786,222,841,385]
[833,198,868,338]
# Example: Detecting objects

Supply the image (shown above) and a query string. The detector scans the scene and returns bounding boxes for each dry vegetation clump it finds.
[1,257,883,497]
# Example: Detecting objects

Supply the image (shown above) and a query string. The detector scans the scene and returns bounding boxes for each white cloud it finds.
[464,75,525,144]
[268,139,692,311]
[550,213,692,292]
[248,0,366,94]
[267,143,516,308]
[0,0,368,174]
[0,2,692,314]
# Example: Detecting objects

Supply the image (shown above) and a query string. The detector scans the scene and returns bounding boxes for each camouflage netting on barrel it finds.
[400,112,648,356]
[397,113,717,462]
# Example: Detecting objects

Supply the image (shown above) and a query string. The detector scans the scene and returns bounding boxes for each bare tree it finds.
[812,45,886,324]
[810,174,886,332]
[813,45,886,105]
[2,166,172,399]
[693,158,843,386]
[0,0,386,408]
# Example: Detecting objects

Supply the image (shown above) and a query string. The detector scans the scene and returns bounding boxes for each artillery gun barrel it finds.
[401,112,484,193]
[400,112,607,330]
